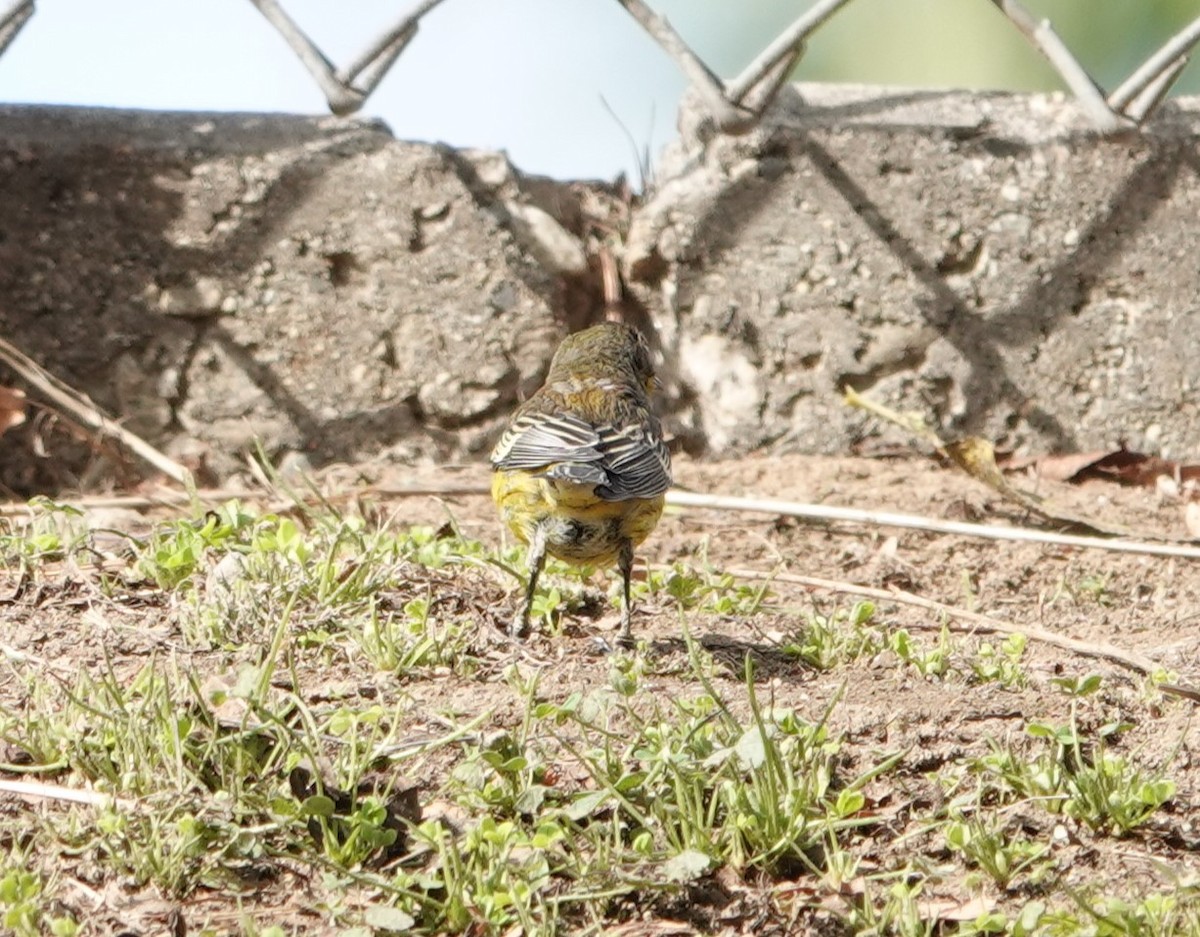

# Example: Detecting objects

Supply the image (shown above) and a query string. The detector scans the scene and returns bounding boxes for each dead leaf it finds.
[917,895,995,922]
[1005,446,1200,488]
[1185,503,1200,539]
[1086,449,1198,486]
[0,385,26,437]
[1002,449,1114,482]
[945,438,1043,512]
[600,921,697,937]
[1157,475,1181,501]
[945,438,1127,536]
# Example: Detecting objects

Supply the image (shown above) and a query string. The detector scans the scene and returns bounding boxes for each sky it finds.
[1,1,1196,181]
[0,0,700,180]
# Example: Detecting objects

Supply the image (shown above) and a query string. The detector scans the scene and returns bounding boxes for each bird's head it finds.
[548,322,658,394]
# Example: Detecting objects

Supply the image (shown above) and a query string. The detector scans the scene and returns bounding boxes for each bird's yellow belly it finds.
[491,470,664,567]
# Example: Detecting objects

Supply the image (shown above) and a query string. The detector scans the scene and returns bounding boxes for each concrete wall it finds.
[1,86,1197,489]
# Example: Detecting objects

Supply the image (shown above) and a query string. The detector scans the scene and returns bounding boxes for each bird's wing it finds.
[491,406,672,501]
[594,419,673,501]
[490,411,603,470]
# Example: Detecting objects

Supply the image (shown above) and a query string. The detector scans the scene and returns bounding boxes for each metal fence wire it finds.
[2,0,1199,136]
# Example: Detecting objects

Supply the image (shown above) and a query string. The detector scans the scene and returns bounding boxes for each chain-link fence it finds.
[3,0,1198,139]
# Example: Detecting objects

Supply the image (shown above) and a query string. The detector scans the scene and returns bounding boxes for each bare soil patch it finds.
[0,454,1197,935]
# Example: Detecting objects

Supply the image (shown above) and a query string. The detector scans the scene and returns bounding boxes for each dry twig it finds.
[0,336,189,484]
[0,778,135,810]
[666,490,1200,561]
[728,566,1200,702]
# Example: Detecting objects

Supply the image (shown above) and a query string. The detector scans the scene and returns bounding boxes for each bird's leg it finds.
[616,539,636,648]
[513,523,548,638]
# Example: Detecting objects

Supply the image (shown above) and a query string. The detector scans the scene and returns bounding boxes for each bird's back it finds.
[490,323,671,565]
[490,374,671,503]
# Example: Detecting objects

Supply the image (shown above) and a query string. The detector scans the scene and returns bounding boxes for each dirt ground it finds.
[2,453,1199,934]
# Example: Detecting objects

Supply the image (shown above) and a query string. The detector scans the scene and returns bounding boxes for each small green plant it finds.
[0,858,79,937]
[975,707,1175,835]
[970,633,1028,688]
[700,572,771,615]
[135,501,256,590]
[840,875,936,937]
[1055,748,1176,835]
[944,815,1053,889]
[529,583,573,634]
[356,596,475,672]
[628,561,770,616]
[1081,889,1200,935]
[1043,572,1115,610]
[1002,887,1200,936]
[299,792,400,868]
[632,563,701,609]
[453,730,551,818]
[397,523,495,568]
[537,650,896,879]
[1051,673,1105,698]
[398,815,565,933]
[782,601,883,670]
[0,498,89,569]
[890,626,952,679]
[1077,574,1113,606]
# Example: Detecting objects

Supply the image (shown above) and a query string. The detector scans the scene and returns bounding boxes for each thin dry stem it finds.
[0,336,189,484]
[728,567,1197,696]
[0,778,136,810]
[667,489,1200,560]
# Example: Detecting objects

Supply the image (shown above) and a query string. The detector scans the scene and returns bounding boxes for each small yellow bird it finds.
[490,322,672,646]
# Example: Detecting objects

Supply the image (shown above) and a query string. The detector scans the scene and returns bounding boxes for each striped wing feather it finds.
[492,409,671,502]
[490,412,602,469]
[593,421,672,500]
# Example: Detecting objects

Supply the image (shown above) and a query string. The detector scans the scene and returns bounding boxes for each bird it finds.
[490,322,672,647]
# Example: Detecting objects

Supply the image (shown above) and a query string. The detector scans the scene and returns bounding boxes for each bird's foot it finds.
[508,613,531,640]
